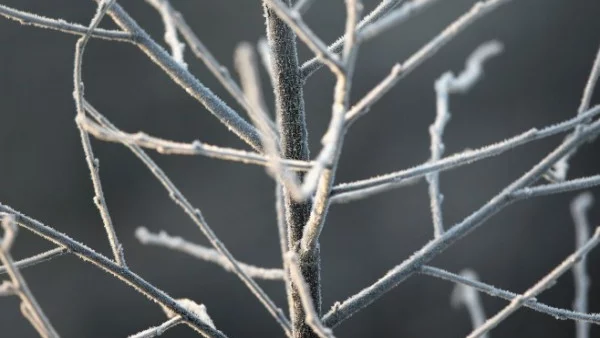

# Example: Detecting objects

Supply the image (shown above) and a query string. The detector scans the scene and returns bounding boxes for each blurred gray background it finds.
[1,0,600,337]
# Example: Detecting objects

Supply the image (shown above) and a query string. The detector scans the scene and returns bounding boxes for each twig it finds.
[428,41,503,237]
[83,100,291,336]
[322,115,600,328]
[0,204,226,338]
[331,105,600,203]
[145,0,187,68]
[286,252,335,338]
[0,247,69,276]
[135,227,284,280]
[300,0,362,254]
[300,0,407,79]
[128,317,182,338]
[548,46,600,182]
[570,193,594,338]
[167,7,276,134]
[0,4,132,42]
[293,0,318,14]
[420,266,600,324]
[73,0,126,267]
[450,270,489,338]
[0,214,60,338]
[467,226,600,338]
[344,0,513,126]
[512,175,600,200]
[234,42,276,132]
[77,114,311,171]
[93,0,262,150]
[358,0,442,43]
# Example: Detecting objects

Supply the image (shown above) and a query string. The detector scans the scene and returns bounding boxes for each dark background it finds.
[1,0,600,337]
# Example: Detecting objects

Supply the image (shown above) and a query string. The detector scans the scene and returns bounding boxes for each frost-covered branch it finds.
[136,227,284,281]
[301,0,442,79]
[0,4,132,42]
[128,317,181,338]
[344,0,513,126]
[420,266,600,324]
[332,105,600,203]
[286,252,335,338]
[570,192,594,338]
[0,214,59,338]
[73,0,126,267]
[0,247,68,276]
[300,0,362,254]
[77,114,311,171]
[548,46,600,182]
[145,0,187,68]
[512,175,600,200]
[467,226,600,338]
[428,41,502,237]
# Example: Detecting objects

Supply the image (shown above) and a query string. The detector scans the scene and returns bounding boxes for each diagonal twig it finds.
[73,0,126,267]
[467,226,600,338]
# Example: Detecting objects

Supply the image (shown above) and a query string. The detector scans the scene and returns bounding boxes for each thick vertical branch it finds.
[263,2,319,337]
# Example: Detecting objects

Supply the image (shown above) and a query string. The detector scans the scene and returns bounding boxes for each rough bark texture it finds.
[263,2,321,338]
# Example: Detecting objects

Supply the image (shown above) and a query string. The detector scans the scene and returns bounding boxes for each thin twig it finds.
[94,0,262,150]
[548,46,600,182]
[331,105,600,203]
[0,4,132,42]
[293,0,318,14]
[300,0,363,254]
[450,270,489,338]
[145,0,187,68]
[0,214,60,338]
[234,42,275,132]
[73,0,126,267]
[0,205,226,338]
[344,0,513,126]
[420,266,600,324]
[512,175,600,200]
[83,100,291,336]
[357,0,442,43]
[136,227,284,280]
[300,0,407,79]
[128,317,182,338]
[428,41,503,237]
[168,7,276,134]
[77,114,311,171]
[467,227,600,338]
[322,115,600,328]
[286,252,335,338]
[0,247,69,276]
[570,193,594,338]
